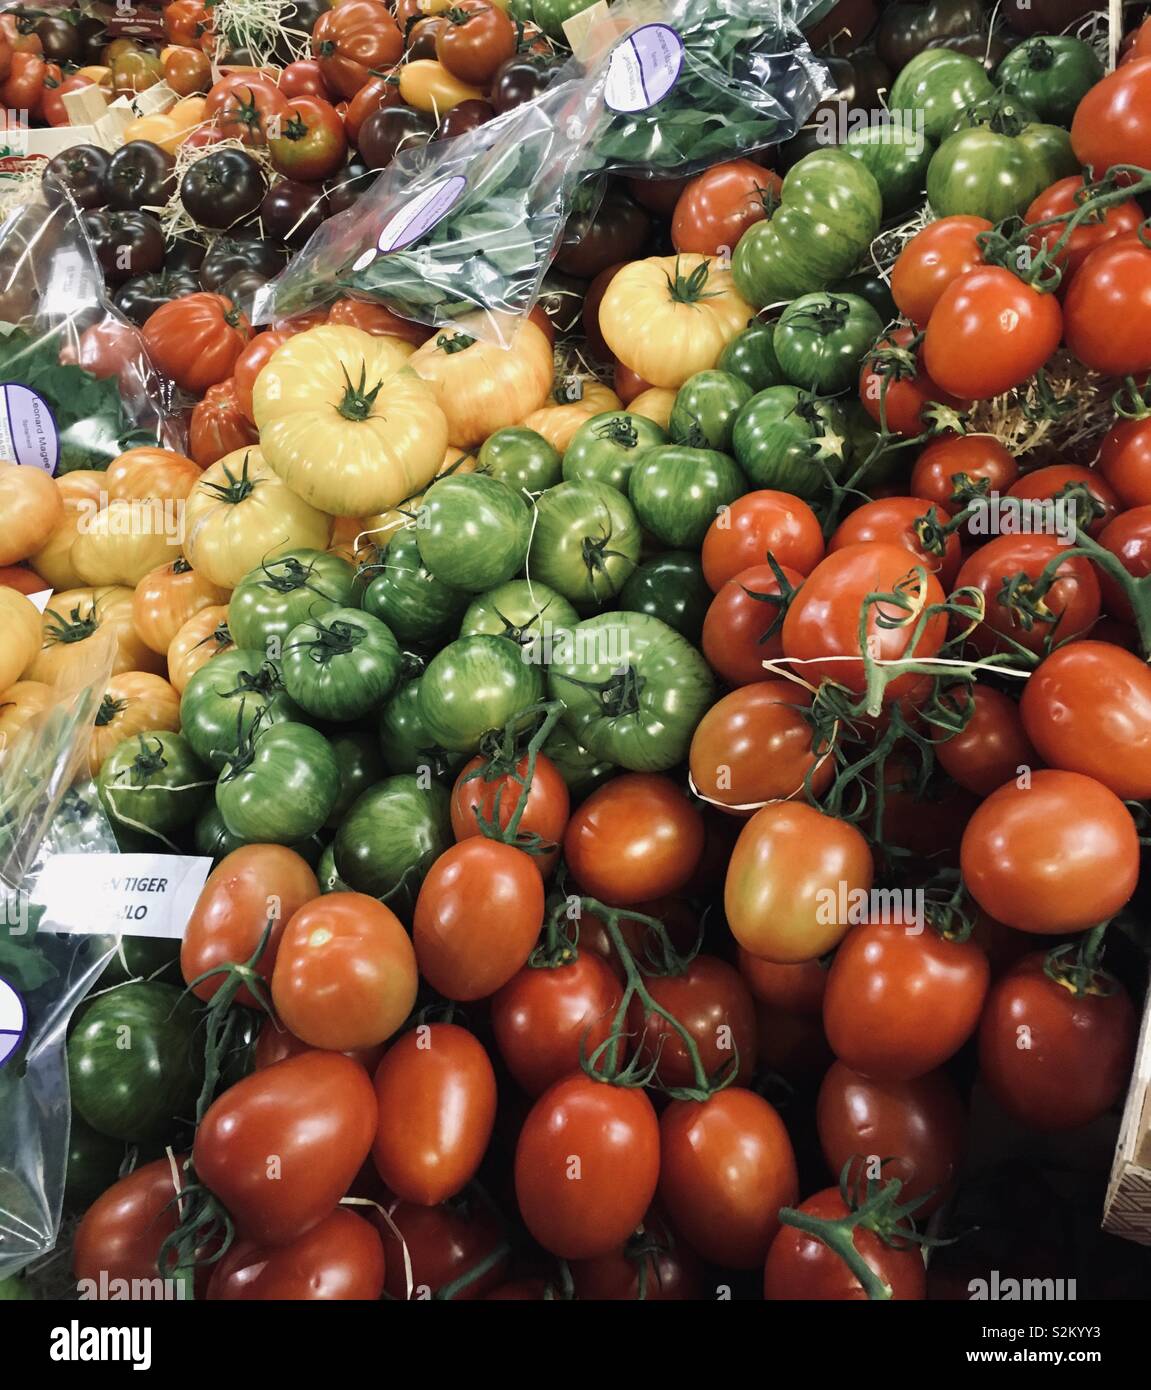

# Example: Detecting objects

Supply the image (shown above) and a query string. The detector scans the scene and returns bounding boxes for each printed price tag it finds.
[0,383,58,474]
[351,174,468,271]
[35,854,213,940]
[604,24,685,114]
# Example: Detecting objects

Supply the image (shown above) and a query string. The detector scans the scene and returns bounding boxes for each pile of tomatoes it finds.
[2,0,1151,1306]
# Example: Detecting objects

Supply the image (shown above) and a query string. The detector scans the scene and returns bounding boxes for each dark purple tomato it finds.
[44,144,110,209]
[83,209,166,283]
[261,178,328,247]
[105,140,175,212]
[436,99,495,140]
[490,56,561,114]
[555,189,651,279]
[322,159,374,214]
[357,106,435,170]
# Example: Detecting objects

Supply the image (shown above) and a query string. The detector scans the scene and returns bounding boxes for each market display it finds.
[2,0,1151,1311]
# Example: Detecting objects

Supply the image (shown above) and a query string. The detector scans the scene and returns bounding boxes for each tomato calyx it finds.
[337,362,385,421]
[592,414,639,449]
[1112,375,1151,423]
[1019,37,1057,72]
[1043,926,1118,999]
[911,505,952,563]
[172,556,193,575]
[292,618,367,665]
[194,618,233,655]
[43,602,99,646]
[201,452,259,506]
[664,256,721,306]
[219,661,287,702]
[437,330,476,356]
[95,695,129,727]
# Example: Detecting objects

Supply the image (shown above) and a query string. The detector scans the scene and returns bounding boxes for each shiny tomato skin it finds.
[829,495,962,590]
[1063,235,1151,377]
[377,1199,509,1300]
[449,751,569,876]
[193,1052,377,1246]
[671,159,781,257]
[858,326,965,437]
[1070,56,1151,176]
[701,490,825,591]
[254,1018,382,1073]
[181,844,319,1008]
[371,1024,497,1205]
[738,949,827,1015]
[1005,464,1118,538]
[491,953,623,1097]
[763,1187,926,1300]
[700,561,805,685]
[1097,505,1151,621]
[1024,177,1142,282]
[73,1157,183,1286]
[206,1208,385,1300]
[658,1088,798,1269]
[564,773,704,906]
[569,1216,703,1300]
[960,769,1140,934]
[923,267,1062,400]
[936,684,1037,797]
[413,840,544,1001]
[978,952,1137,1130]
[514,1075,660,1260]
[823,923,990,1082]
[909,432,1018,517]
[816,1061,966,1215]
[891,214,991,327]
[1100,417,1151,508]
[725,802,874,963]
[631,954,758,1088]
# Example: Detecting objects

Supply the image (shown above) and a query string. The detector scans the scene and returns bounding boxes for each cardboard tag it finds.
[35,854,213,941]
[563,1,612,58]
[61,85,111,128]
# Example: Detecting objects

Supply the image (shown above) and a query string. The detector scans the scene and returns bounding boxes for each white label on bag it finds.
[35,854,213,940]
[39,248,89,317]
[0,977,25,1069]
[351,173,469,272]
[605,24,684,113]
[0,383,59,473]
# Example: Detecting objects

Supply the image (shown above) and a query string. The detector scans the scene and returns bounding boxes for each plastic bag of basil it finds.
[259,0,826,341]
[0,187,176,473]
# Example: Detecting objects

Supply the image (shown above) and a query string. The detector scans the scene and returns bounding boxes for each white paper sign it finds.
[35,853,213,940]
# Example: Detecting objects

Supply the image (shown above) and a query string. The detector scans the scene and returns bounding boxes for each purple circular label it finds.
[351,174,469,272]
[0,383,58,475]
[605,24,685,114]
[0,976,25,1070]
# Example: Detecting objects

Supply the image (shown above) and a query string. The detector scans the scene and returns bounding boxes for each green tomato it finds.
[326,729,385,826]
[774,292,883,396]
[562,411,668,492]
[1016,123,1078,187]
[530,0,593,40]
[418,634,544,753]
[416,473,530,593]
[333,775,452,907]
[889,48,995,144]
[96,731,209,839]
[67,982,202,1144]
[98,935,181,990]
[361,528,469,645]
[668,371,754,452]
[180,649,301,771]
[528,481,641,609]
[317,842,349,894]
[281,607,402,722]
[549,611,715,773]
[379,676,462,781]
[717,322,784,393]
[832,272,897,325]
[478,426,562,495]
[731,150,882,308]
[227,549,356,653]
[460,579,580,649]
[996,36,1103,127]
[844,123,934,216]
[732,386,849,498]
[927,125,1045,222]
[542,724,616,800]
[619,551,711,644]
[840,397,902,489]
[193,802,251,860]
[628,446,747,548]
[62,1115,125,1216]
[216,722,340,843]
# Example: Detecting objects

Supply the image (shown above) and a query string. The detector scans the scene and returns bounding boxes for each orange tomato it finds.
[167,603,233,694]
[132,559,230,655]
[87,670,182,775]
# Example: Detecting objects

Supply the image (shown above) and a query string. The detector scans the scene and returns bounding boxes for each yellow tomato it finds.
[410,318,553,448]
[31,586,164,685]
[56,471,107,505]
[628,387,677,430]
[183,447,332,588]
[106,448,202,503]
[29,505,86,590]
[399,60,483,114]
[0,464,63,566]
[0,680,53,753]
[599,254,753,389]
[168,604,233,694]
[124,95,207,153]
[70,499,182,587]
[253,325,445,518]
[87,670,182,775]
[132,560,230,655]
[0,588,41,691]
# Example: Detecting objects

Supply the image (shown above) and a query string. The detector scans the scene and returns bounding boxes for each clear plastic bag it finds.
[0,184,182,473]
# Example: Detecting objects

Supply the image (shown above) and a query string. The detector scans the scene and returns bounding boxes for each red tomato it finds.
[268,94,347,182]
[376,1198,509,1300]
[1099,416,1151,508]
[232,330,291,424]
[3,52,47,118]
[1064,236,1151,377]
[569,1212,703,1300]
[0,565,46,595]
[1005,463,1117,538]
[188,378,258,466]
[279,59,331,99]
[564,773,704,906]
[936,684,1037,797]
[204,72,290,145]
[859,326,966,437]
[194,1052,377,1246]
[829,495,962,589]
[823,922,990,1082]
[181,844,319,1007]
[923,267,1062,400]
[701,490,825,591]
[1097,505,1151,621]
[631,954,758,1088]
[254,1019,382,1073]
[371,1024,497,1205]
[781,542,948,703]
[435,1,515,86]
[413,840,544,1000]
[270,892,418,1051]
[491,953,623,1097]
[206,1208,385,1300]
[978,952,1137,1131]
[738,949,828,1015]
[891,215,991,327]
[1070,56,1151,176]
[449,751,569,876]
[1024,177,1142,283]
[671,159,781,257]
[960,769,1139,934]
[343,72,403,144]
[312,0,403,99]
[658,1088,797,1269]
[700,560,804,685]
[613,360,651,404]
[724,802,874,963]
[73,1157,184,1286]
[42,72,93,127]
[165,0,210,44]
[326,297,430,345]
[514,1076,660,1260]
[910,433,1018,519]
[142,293,251,396]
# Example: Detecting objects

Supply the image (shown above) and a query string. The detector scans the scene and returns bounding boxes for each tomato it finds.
[774,293,883,401]
[1024,176,1142,285]
[936,684,1037,796]
[700,492,824,596]
[450,751,569,874]
[372,1023,496,1204]
[730,388,847,500]
[672,159,781,257]
[1013,456,1122,531]
[0,566,45,596]
[922,267,1061,400]
[97,730,208,841]
[326,297,428,346]
[859,326,964,437]
[953,532,1100,656]
[633,444,748,549]
[142,292,250,396]
[228,548,354,652]
[280,58,331,99]
[312,0,402,97]
[631,954,758,1088]
[163,45,212,96]
[1070,56,1151,176]
[194,1052,377,1246]
[514,1076,660,1260]
[207,1208,385,1300]
[1063,236,1151,377]
[526,480,641,607]
[960,769,1139,934]
[204,72,290,145]
[926,124,1070,225]
[717,321,784,395]
[563,411,667,493]
[725,803,874,963]
[414,839,543,999]
[3,52,47,117]
[658,1088,797,1269]
[620,551,711,645]
[131,561,226,657]
[491,953,623,1097]
[891,214,991,327]
[217,721,340,843]
[569,1213,703,1301]
[1099,417,1151,509]
[180,648,300,771]
[909,432,1018,517]
[763,1187,926,1301]
[73,1158,184,1286]
[435,1,515,85]
[418,634,543,756]
[106,447,201,504]
[268,94,347,182]
[738,950,827,1015]
[999,36,1101,124]
[0,462,62,566]
[377,1198,509,1300]
[830,495,962,589]
[415,474,530,593]
[361,528,467,646]
[333,774,452,903]
[844,121,933,218]
[280,607,401,722]
[342,72,403,143]
[689,681,832,813]
[977,952,1137,1130]
[42,71,97,127]
[700,561,803,684]
[1097,506,1151,621]
[32,585,163,684]
[168,604,233,695]
[188,378,258,466]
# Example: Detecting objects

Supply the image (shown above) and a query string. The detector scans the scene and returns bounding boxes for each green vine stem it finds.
[457,700,565,855]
